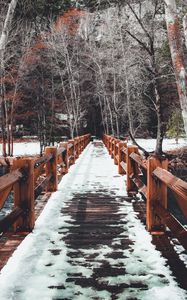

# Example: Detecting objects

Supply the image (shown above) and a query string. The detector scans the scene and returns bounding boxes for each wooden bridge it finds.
[0,135,187,299]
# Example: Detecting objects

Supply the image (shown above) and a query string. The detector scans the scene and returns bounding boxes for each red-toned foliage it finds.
[55,8,86,34]
[4,91,21,102]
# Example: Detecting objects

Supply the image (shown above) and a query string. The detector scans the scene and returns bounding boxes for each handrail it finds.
[153,167,187,200]
[129,152,147,169]
[0,133,91,234]
[34,153,53,168]
[103,134,187,249]
[0,169,23,193]
[153,167,187,219]
[57,146,66,156]
[34,174,53,199]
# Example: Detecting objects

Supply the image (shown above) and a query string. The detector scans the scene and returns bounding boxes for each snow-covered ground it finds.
[0,138,186,157]
[135,138,187,152]
[0,142,41,156]
[0,142,186,300]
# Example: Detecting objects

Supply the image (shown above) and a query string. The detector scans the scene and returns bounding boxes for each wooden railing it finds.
[0,134,90,234]
[103,134,187,250]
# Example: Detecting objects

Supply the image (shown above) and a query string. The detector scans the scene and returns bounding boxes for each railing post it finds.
[82,136,84,149]
[77,137,81,156]
[109,137,112,155]
[83,135,86,149]
[114,139,119,165]
[60,142,69,173]
[81,136,84,150]
[103,134,107,147]
[126,145,139,195]
[147,156,168,233]
[45,146,58,191]
[111,138,115,158]
[74,138,78,159]
[69,140,75,165]
[86,135,89,147]
[118,141,127,175]
[106,135,110,151]
[87,134,90,146]
[13,157,35,232]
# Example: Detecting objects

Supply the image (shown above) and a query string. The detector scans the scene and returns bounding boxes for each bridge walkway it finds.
[0,141,186,300]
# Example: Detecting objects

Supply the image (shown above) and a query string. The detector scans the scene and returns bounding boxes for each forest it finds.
[0,3,187,296]
[0,0,187,156]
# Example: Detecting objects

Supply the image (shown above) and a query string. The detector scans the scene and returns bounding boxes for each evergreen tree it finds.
[167,109,185,143]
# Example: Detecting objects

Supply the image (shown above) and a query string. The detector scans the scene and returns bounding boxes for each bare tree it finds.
[122,1,167,154]
[164,0,187,137]
[0,0,18,156]
[48,24,86,138]
[0,0,18,53]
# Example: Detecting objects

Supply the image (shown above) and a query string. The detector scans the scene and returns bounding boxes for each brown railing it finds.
[103,134,187,250]
[0,134,90,234]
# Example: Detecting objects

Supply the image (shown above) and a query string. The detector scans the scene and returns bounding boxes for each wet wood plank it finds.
[153,167,187,219]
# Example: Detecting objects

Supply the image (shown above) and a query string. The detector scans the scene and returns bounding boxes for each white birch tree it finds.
[164,0,187,137]
[0,0,18,156]
[183,14,187,49]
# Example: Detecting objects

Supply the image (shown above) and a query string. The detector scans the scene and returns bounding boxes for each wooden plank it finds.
[34,153,53,168]
[131,176,147,197]
[0,207,23,234]
[120,161,127,173]
[34,175,52,199]
[130,152,147,169]
[68,143,74,150]
[13,158,35,231]
[121,147,127,155]
[0,186,12,210]
[147,157,168,232]
[115,155,119,163]
[118,142,127,175]
[155,203,187,250]
[34,163,45,183]
[59,142,69,172]
[153,167,187,196]
[45,147,58,192]
[69,140,75,164]
[0,232,29,271]
[153,167,187,218]
[174,193,187,219]
[0,169,23,193]
[57,146,66,157]
[114,140,120,165]
[127,146,139,194]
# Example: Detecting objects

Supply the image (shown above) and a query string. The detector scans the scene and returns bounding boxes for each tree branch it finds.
[128,130,150,157]
[125,29,152,55]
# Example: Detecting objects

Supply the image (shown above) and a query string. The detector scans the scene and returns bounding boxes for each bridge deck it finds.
[0,141,186,299]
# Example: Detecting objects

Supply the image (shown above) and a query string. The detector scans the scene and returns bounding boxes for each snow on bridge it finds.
[0,141,186,300]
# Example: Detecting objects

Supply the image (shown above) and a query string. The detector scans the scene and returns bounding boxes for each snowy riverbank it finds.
[0,138,186,157]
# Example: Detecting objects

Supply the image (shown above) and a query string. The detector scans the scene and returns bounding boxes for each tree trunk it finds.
[48,73,55,145]
[0,0,18,157]
[0,0,18,52]
[154,84,164,155]
[98,95,106,134]
[106,98,114,135]
[164,0,187,137]
[115,114,119,138]
[183,14,187,49]
[125,68,134,137]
